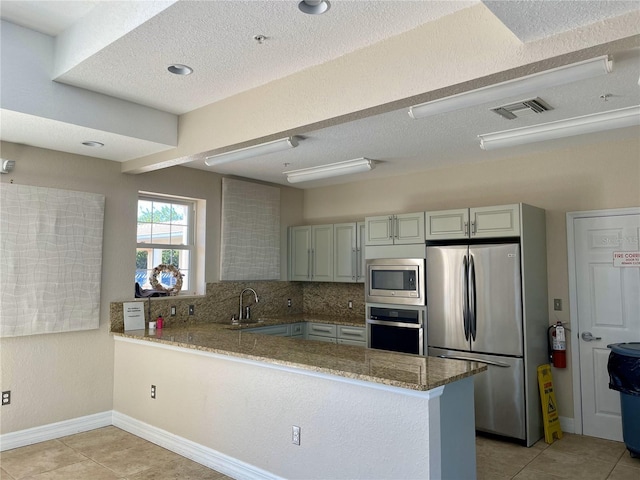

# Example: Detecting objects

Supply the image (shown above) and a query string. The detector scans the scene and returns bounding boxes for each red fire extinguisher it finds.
[548,321,567,368]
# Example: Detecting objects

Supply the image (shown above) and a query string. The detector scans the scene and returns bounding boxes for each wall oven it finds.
[366,304,426,355]
[365,258,425,306]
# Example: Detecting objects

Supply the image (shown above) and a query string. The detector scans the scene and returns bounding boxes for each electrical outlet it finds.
[170,306,176,316]
[292,425,300,445]
[151,385,156,399]
[553,299,562,311]
[287,298,292,308]
[2,390,10,406]
[348,300,353,309]
[189,305,195,315]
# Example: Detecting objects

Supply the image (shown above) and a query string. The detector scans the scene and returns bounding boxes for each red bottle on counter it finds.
[156,315,164,329]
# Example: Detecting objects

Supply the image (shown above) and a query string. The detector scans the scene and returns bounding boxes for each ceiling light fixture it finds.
[82,141,104,147]
[1,159,16,174]
[408,56,612,119]
[168,64,193,75]
[477,105,640,150]
[285,158,375,184]
[205,137,299,167]
[298,0,330,15]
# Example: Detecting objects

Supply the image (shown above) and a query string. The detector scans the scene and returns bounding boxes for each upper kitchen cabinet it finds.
[426,204,521,240]
[334,222,366,283]
[289,225,334,282]
[365,212,425,246]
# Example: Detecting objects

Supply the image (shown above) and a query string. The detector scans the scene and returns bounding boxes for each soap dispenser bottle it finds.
[156,315,164,329]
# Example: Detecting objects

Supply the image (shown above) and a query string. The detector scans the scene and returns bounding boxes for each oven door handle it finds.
[436,355,510,368]
[367,319,423,329]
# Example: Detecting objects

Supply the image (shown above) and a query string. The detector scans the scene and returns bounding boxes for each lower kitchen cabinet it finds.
[337,325,366,346]
[245,323,305,337]
[307,322,365,347]
[247,322,365,347]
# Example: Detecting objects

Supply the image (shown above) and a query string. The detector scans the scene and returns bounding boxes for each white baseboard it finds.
[112,411,282,480]
[0,411,112,452]
[560,416,575,434]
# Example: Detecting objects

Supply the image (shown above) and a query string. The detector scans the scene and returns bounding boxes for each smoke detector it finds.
[491,97,553,120]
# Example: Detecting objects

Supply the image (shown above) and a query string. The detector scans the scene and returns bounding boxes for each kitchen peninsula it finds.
[112,321,486,479]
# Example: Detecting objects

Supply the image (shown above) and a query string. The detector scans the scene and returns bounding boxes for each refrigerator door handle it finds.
[462,254,470,341]
[469,254,477,341]
[437,355,511,368]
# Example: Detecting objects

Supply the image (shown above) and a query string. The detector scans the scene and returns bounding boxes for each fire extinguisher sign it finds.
[537,364,564,444]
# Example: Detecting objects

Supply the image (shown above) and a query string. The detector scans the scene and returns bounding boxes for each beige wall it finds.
[302,134,640,418]
[0,141,303,434]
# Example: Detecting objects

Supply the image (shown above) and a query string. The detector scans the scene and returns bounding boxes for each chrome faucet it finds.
[239,287,259,321]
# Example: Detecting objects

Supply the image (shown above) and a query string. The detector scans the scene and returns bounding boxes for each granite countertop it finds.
[112,318,486,392]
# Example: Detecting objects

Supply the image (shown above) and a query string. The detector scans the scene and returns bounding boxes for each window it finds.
[136,193,196,295]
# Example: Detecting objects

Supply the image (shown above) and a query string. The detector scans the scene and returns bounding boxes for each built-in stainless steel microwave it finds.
[365,258,425,306]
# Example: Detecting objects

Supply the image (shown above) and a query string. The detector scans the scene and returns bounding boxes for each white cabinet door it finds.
[337,325,366,344]
[290,323,305,338]
[365,215,393,245]
[426,209,470,240]
[289,226,312,281]
[471,204,520,238]
[290,225,334,282]
[366,213,424,245]
[311,225,334,282]
[426,205,521,240]
[334,223,357,283]
[395,212,425,244]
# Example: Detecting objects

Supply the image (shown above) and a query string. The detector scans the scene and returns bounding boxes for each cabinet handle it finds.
[471,221,477,235]
[356,247,362,281]
[394,216,398,239]
[388,216,393,240]
[464,221,469,236]
[341,329,362,337]
[311,249,315,279]
[352,248,357,280]
[307,249,312,279]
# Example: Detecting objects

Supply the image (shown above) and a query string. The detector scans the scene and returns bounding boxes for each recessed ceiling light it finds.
[82,141,104,147]
[298,0,330,15]
[168,64,193,76]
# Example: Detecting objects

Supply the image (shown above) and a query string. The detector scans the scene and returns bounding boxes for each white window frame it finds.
[136,192,197,296]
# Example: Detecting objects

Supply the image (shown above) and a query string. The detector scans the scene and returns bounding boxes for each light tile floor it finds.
[476,433,640,480]
[1,426,639,479]
[0,427,230,480]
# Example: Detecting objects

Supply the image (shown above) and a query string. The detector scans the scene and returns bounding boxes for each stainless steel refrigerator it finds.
[427,242,531,443]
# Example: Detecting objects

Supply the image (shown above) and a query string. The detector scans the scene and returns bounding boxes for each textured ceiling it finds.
[54,0,477,115]
[483,0,640,42]
[1,0,639,188]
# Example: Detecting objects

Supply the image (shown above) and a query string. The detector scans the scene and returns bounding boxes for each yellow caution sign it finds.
[537,364,563,444]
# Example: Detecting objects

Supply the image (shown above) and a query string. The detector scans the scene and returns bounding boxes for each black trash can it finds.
[607,342,640,458]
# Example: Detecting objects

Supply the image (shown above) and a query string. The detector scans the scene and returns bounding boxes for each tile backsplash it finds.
[110,281,364,331]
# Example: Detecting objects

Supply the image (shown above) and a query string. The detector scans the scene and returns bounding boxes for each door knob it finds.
[581,331,602,342]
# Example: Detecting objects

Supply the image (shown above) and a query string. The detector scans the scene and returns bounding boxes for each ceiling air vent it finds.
[491,97,553,120]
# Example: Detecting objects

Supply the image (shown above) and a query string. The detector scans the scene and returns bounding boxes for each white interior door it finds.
[573,212,640,441]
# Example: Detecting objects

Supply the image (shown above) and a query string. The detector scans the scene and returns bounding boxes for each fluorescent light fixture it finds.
[409,56,612,119]
[478,105,640,151]
[205,137,299,167]
[285,158,374,184]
